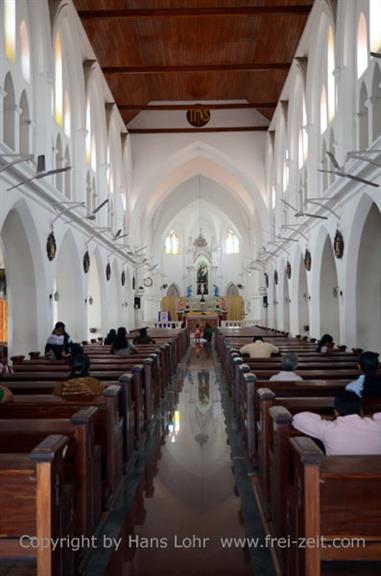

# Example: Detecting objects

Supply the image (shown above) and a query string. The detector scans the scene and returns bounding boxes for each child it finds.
[194,324,201,343]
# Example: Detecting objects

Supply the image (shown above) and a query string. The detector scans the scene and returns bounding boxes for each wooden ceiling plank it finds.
[128,126,269,134]
[118,102,278,110]
[77,6,313,20]
[102,63,291,74]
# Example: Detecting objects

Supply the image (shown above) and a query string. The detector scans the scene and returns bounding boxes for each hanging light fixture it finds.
[193,175,207,248]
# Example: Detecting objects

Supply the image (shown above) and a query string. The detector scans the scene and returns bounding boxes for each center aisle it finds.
[103,342,257,575]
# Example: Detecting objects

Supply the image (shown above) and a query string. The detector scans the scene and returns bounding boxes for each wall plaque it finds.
[186,107,211,128]
[304,249,312,271]
[286,261,292,280]
[334,229,344,259]
[47,232,56,261]
[83,250,90,274]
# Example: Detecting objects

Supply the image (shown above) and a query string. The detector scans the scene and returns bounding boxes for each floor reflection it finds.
[105,343,251,575]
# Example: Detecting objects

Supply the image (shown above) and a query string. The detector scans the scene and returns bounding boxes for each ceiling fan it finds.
[281,198,328,220]
[0,153,33,173]
[111,229,128,241]
[346,151,381,168]
[86,198,109,220]
[7,154,71,191]
[318,151,379,187]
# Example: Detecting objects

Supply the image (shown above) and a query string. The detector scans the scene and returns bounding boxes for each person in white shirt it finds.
[239,337,279,359]
[292,390,381,455]
[269,353,303,381]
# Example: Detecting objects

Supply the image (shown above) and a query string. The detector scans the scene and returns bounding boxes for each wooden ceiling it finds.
[74,1,314,127]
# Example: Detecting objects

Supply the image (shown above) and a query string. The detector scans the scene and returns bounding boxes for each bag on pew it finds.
[54,376,104,399]
[0,385,13,403]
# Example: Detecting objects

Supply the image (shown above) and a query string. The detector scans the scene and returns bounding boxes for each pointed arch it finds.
[358,82,369,149]
[55,134,64,192]
[19,90,31,155]
[3,72,16,149]
[64,145,71,199]
[226,283,239,296]
[55,229,85,341]
[0,200,46,355]
[167,283,181,297]
[319,235,340,342]
[293,247,310,336]
[371,65,381,141]
[356,203,381,352]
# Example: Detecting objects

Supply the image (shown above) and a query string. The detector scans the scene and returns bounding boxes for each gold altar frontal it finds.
[183,312,219,332]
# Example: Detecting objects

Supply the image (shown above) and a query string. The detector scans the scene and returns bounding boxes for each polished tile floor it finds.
[105,342,252,575]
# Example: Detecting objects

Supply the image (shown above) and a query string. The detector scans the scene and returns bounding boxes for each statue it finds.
[213,284,219,297]
[186,285,192,297]
[197,261,208,295]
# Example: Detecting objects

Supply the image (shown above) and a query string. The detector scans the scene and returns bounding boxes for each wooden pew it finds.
[256,389,333,520]
[0,434,74,576]
[4,374,137,472]
[0,408,98,538]
[0,386,123,508]
[287,436,381,576]
[266,399,381,560]
[239,373,349,469]
[231,354,359,408]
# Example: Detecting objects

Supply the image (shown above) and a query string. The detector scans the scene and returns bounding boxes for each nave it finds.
[1,327,381,576]
[88,342,264,576]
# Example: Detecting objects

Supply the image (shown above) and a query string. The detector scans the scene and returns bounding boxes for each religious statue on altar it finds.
[197,261,208,295]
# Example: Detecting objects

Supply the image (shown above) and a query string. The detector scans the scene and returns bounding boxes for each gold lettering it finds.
[187,108,210,127]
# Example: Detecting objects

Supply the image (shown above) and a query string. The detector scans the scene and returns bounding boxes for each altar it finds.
[185,313,219,332]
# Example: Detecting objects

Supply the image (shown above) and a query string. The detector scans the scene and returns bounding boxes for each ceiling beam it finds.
[103,63,290,75]
[77,6,312,19]
[118,102,278,111]
[127,126,269,134]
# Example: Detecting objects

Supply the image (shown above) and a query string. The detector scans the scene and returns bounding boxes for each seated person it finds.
[110,327,136,356]
[0,385,13,403]
[45,321,72,359]
[269,353,303,381]
[104,329,117,346]
[346,351,381,398]
[69,343,90,377]
[292,390,381,455]
[203,323,213,343]
[317,333,335,353]
[239,337,279,358]
[133,327,156,345]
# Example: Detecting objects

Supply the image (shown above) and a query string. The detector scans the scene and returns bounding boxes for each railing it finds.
[221,320,258,327]
[153,321,182,329]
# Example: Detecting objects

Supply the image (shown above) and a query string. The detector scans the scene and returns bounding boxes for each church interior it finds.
[0,0,381,575]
